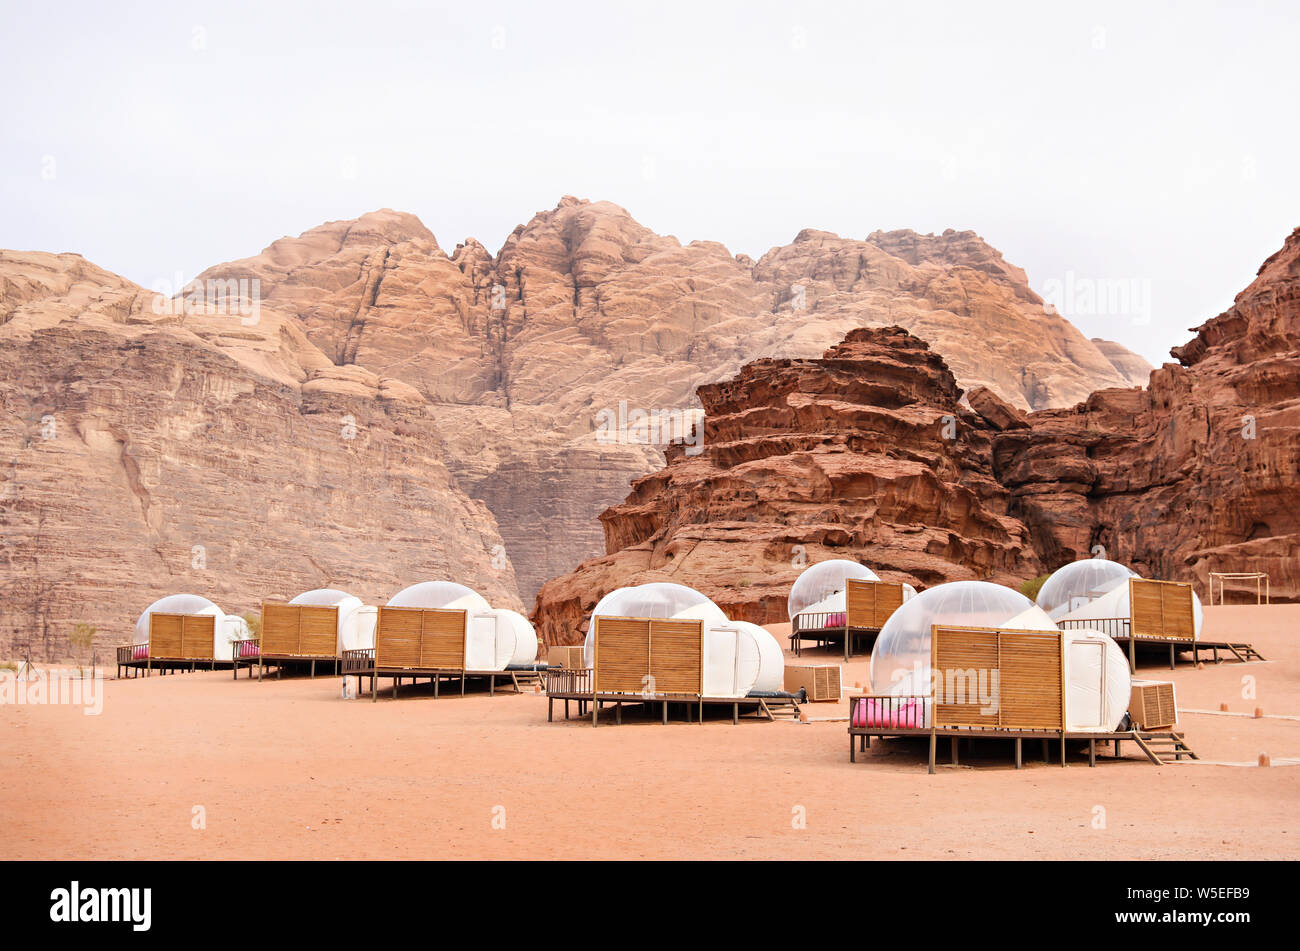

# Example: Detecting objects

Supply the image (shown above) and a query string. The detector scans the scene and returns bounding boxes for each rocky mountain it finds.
[533,227,1300,644]
[531,327,1039,645]
[1,199,1152,656]
[192,198,1146,603]
[0,250,518,659]
[991,226,1300,602]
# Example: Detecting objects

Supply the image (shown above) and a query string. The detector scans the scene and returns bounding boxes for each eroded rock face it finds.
[531,327,1040,646]
[991,227,1300,602]
[190,199,1146,601]
[532,226,1300,642]
[0,251,519,659]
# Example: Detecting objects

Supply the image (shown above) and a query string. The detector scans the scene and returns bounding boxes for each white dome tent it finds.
[563,582,795,724]
[132,594,249,662]
[582,582,727,668]
[347,580,541,701]
[120,593,252,677]
[1037,559,1139,620]
[384,580,539,673]
[289,588,377,653]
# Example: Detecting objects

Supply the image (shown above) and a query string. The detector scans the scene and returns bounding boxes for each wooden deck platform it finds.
[848,700,1200,774]
[1057,619,1266,669]
[340,647,542,700]
[544,669,801,725]
[115,646,242,679]
[788,616,880,660]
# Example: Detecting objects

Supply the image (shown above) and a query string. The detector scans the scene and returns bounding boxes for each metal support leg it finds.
[928,730,937,775]
[1015,737,1022,769]
[1089,739,1096,767]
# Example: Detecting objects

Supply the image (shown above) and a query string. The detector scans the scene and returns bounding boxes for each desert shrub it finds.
[1018,574,1050,601]
[69,622,96,658]
[242,612,263,639]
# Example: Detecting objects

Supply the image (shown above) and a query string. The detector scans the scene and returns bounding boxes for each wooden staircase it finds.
[758,698,803,721]
[1222,643,1266,663]
[509,670,544,693]
[1131,731,1200,765]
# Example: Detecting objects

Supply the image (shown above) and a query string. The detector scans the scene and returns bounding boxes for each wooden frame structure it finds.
[789,579,904,659]
[116,613,240,678]
[1058,578,1264,669]
[1209,571,1270,605]
[340,606,541,700]
[543,615,801,725]
[846,623,1198,772]
[252,602,341,679]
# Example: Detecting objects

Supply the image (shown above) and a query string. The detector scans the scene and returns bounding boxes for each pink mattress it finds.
[237,641,260,658]
[826,612,847,627]
[852,697,926,728]
[132,644,148,660]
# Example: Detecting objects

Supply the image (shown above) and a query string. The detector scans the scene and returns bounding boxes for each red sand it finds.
[2,604,1297,860]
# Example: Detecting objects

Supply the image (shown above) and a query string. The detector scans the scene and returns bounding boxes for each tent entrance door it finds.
[703,626,740,697]
[1067,641,1106,730]
[466,613,498,669]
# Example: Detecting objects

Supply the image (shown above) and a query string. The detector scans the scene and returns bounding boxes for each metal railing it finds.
[1059,617,1130,638]
[792,611,848,634]
[544,667,592,696]
[849,694,931,730]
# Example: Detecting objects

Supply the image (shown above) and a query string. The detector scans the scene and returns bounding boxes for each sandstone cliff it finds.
[0,251,519,659]
[531,327,1040,645]
[192,198,1146,602]
[531,226,1299,644]
[988,226,1300,602]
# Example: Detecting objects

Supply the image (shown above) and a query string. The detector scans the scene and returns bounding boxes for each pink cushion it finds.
[853,697,925,728]
[827,612,847,627]
[238,641,260,658]
[132,644,148,660]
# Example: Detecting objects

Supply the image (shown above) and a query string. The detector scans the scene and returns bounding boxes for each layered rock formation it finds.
[989,226,1300,601]
[531,327,1039,645]
[534,226,1300,644]
[0,251,519,659]
[192,199,1146,601]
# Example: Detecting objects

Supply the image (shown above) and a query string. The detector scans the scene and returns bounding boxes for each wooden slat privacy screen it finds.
[845,579,905,629]
[260,603,340,657]
[374,606,466,670]
[148,613,216,660]
[1129,578,1196,641]
[931,625,1063,731]
[592,616,703,696]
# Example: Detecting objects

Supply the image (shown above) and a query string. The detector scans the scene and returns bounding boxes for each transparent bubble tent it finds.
[133,593,250,661]
[787,560,880,620]
[584,582,784,698]
[289,588,377,653]
[387,581,537,670]
[867,580,1132,733]
[1056,576,1204,639]
[1036,559,1138,620]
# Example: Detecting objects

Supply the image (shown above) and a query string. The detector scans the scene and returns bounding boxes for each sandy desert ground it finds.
[2,604,1296,860]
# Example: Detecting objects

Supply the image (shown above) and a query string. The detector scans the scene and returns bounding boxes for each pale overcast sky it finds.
[3,1,1297,364]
